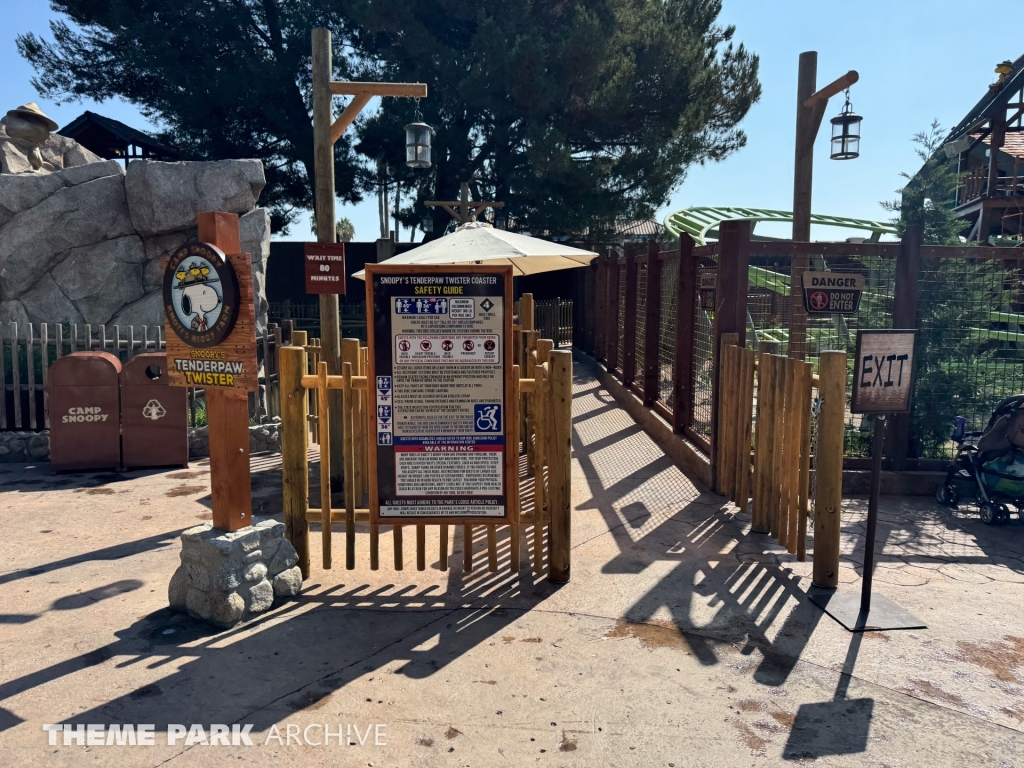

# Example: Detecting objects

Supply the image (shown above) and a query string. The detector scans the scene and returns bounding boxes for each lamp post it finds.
[311,27,427,488]
[790,51,860,360]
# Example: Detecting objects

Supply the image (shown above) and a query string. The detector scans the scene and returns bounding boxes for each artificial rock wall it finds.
[0,156,270,332]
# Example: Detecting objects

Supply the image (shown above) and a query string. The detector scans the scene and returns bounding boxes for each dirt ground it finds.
[2,360,1024,767]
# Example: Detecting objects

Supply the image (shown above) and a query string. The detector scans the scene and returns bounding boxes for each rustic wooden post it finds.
[716,334,739,495]
[317,360,332,569]
[584,257,597,354]
[342,338,360,569]
[673,234,697,433]
[510,364,521,573]
[886,223,922,470]
[199,212,252,532]
[813,350,847,588]
[752,349,774,533]
[311,28,346,492]
[548,349,572,583]
[280,345,310,578]
[621,245,639,385]
[709,220,751,487]
[605,249,621,371]
[643,240,661,406]
[594,253,608,360]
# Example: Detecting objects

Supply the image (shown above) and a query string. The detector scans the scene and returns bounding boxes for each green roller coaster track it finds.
[664,208,1024,345]
[663,206,898,245]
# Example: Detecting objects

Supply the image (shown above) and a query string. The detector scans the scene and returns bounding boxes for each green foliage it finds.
[20,1,759,238]
[335,216,355,243]
[879,122,1018,458]
[347,0,761,237]
[880,119,963,246]
[189,399,207,429]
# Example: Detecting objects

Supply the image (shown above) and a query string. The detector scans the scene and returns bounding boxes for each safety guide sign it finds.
[364,264,514,524]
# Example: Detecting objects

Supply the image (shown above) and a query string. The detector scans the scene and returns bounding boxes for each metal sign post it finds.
[809,329,926,631]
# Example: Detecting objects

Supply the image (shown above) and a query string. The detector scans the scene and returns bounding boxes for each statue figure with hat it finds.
[3,102,59,172]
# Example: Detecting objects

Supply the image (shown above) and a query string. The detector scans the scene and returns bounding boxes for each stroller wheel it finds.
[935,484,960,506]
[997,505,1011,524]
[980,502,998,525]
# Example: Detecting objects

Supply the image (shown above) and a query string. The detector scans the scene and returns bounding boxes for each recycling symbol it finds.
[480,298,494,312]
[142,399,167,421]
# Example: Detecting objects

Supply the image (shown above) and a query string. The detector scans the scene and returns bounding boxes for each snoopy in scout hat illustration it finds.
[174,261,222,331]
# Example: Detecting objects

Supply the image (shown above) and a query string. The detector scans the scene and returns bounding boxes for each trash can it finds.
[120,353,188,469]
[48,352,122,472]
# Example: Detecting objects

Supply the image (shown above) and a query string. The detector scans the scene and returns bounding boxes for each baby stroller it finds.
[935,394,1024,525]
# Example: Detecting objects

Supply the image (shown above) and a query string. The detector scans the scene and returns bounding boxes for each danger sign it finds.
[304,242,347,295]
[699,273,717,311]
[802,271,864,315]
[851,330,916,414]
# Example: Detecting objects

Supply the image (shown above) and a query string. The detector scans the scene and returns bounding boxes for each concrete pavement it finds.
[1,359,1023,766]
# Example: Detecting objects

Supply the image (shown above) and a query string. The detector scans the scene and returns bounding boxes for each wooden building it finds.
[943,55,1024,242]
[57,111,178,166]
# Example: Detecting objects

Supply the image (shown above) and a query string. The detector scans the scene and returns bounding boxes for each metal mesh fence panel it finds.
[616,263,626,370]
[747,253,898,458]
[692,255,718,438]
[658,257,679,407]
[911,256,1024,460]
[635,262,647,385]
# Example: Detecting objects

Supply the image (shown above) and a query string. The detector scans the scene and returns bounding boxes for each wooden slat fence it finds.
[279,294,573,581]
[2,321,284,431]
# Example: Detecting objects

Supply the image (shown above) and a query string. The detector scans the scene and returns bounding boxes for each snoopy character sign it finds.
[163,242,240,346]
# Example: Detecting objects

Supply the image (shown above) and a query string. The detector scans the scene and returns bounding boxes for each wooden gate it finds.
[279,311,573,582]
[715,335,847,585]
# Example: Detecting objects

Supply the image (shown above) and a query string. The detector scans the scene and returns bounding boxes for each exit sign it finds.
[851,330,916,414]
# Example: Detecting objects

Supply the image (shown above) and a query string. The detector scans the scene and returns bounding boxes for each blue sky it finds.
[2,1,1017,242]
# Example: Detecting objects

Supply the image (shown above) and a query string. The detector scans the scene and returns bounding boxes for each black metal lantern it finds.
[830,89,862,160]
[405,122,432,169]
[421,212,434,233]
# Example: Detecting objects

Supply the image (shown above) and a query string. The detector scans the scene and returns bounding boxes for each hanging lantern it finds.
[405,124,432,169]
[830,89,862,160]
[421,212,434,233]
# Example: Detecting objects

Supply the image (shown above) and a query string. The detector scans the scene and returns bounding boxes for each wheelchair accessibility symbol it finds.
[474,404,501,433]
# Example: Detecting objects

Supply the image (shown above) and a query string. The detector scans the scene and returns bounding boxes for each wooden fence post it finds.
[606,249,621,371]
[673,234,697,434]
[813,350,847,589]
[643,240,662,406]
[886,223,922,470]
[709,221,751,487]
[593,254,607,360]
[548,349,573,583]
[280,345,310,579]
[621,245,638,385]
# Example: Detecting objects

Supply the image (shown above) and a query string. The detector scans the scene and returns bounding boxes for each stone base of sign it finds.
[168,517,302,628]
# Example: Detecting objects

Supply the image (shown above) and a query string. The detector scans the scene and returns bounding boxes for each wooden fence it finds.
[580,222,1024,472]
[1,321,284,431]
[278,294,573,581]
[715,337,847,586]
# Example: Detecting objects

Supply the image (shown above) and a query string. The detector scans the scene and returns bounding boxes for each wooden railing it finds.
[715,336,846,587]
[278,297,573,580]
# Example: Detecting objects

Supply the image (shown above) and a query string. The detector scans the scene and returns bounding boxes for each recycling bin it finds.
[48,352,122,472]
[120,353,188,469]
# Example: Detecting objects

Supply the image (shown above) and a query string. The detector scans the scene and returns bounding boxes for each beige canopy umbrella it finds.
[351,223,597,279]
